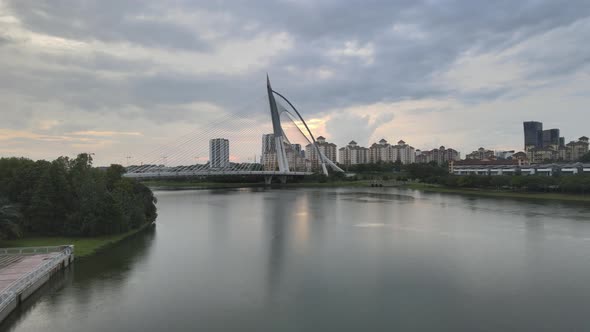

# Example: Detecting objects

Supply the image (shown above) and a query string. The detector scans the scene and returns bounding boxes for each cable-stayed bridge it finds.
[124,76,343,183]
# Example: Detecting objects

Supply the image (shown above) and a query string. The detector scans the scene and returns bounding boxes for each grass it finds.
[0,224,153,258]
[404,183,590,202]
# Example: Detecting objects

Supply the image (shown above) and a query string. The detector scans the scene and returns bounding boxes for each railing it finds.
[0,246,69,255]
[124,170,313,178]
[0,245,73,313]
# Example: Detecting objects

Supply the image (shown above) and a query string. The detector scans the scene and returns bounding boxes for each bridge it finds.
[124,76,343,183]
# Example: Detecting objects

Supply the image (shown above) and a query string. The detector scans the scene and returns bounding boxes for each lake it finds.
[3,187,590,331]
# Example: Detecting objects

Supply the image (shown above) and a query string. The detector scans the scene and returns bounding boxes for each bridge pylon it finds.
[266,75,290,173]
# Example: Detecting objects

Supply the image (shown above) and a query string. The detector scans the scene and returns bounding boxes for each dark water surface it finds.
[3,188,590,331]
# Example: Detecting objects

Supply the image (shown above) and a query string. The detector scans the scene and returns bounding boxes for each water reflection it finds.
[2,227,156,332]
[264,190,290,299]
[6,188,590,332]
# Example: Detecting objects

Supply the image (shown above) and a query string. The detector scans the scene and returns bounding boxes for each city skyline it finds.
[203,118,589,171]
[1,1,590,165]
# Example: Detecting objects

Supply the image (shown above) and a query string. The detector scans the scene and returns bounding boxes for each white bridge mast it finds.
[266,76,290,173]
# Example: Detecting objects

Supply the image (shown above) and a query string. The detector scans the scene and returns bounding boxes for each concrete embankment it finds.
[0,246,74,323]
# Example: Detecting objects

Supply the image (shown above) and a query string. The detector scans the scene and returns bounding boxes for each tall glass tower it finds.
[543,129,560,147]
[523,121,543,149]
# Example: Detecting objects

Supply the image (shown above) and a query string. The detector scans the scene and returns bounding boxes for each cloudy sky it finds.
[1,0,589,165]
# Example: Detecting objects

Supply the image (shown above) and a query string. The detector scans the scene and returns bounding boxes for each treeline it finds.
[424,174,590,194]
[344,160,403,173]
[0,154,157,240]
[403,162,590,194]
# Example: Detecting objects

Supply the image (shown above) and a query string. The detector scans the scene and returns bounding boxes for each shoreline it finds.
[403,183,590,202]
[146,180,590,203]
[0,223,155,258]
[145,180,375,190]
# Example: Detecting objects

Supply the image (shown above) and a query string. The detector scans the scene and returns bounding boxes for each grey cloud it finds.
[326,112,394,147]
[4,0,590,115]
[2,0,590,161]
[5,0,211,51]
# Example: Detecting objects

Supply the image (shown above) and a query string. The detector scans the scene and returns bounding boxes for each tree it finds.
[0,198,22,240]
[106,164,126,190]
[579,152,590,163]
[26,161,70,235]
[490,176,511,189]
[0,154,156,238]
[405,163,447,181]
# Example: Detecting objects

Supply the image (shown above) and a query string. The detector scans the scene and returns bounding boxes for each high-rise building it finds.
[261,134,276,155]
[369,139,394,163]
[261,133,277,170]
[416,146,460,165]
[305,136,337,170]
[466,147,495,160]
[393,140,415,164]
[523,121,543,149]
[209,138,230,169]
[339,140,369,166]
[543,129,560,148]
[286,144,306,171]
[566,136,589,161]
[559,137,566,147]
[261,134,306,171]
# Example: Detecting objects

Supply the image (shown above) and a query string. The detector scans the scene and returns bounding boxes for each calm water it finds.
[3,187,590,331]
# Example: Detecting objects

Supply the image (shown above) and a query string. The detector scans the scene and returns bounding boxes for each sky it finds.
[1,0,589,166]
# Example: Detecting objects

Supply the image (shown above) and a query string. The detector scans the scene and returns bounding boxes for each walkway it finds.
[0,254,59,293]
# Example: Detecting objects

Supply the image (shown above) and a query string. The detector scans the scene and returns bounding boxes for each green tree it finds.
[579,152,590,163]
[0,154,154,238]
[490,176,511,189]
[26,161,70,235]
[106,164,126,190]
[0,198,23,240]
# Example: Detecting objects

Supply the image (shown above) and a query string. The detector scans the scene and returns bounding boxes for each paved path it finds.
[0,254,58,293]
[0,256,24,270]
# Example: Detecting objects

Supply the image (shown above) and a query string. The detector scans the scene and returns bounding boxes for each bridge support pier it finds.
[279,176,287,184]
[264,176,273,185]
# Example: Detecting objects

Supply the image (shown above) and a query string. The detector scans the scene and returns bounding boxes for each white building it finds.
[261,134,277,171]
[367,139,415,164]
[209,138,230,169]
[369,139,393,163]
[393,140,415,164]
[339,140,369,166]
[305,136,337,171]
[262,134,307,171]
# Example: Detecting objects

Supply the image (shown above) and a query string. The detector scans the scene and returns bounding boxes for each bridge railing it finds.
[0,245,73,313]
[124,170,313,179]
[0,246,69,255]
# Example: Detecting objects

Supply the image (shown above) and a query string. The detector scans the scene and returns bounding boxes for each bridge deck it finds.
[124,170,313,179]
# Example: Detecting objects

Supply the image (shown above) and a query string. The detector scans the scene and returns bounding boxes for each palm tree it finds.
[0,199,23,240]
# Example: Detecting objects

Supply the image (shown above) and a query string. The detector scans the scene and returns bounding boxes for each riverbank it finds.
[283,180,373,187]
[405,183,590,202]
[142,181,264,190]
[144,179,590,202]
[143,180,375,190]
[0,224,154,258]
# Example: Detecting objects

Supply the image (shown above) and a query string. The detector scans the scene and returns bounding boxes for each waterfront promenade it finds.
[0,246,74,323]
